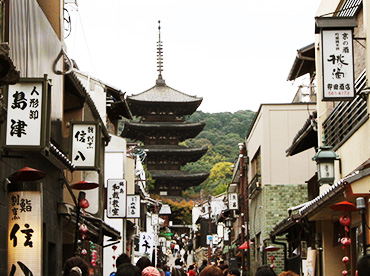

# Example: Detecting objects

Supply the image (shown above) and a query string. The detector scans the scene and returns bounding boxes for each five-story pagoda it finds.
[121,22,209,196]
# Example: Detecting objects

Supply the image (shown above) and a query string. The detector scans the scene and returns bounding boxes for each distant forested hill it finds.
[181,110,255,198]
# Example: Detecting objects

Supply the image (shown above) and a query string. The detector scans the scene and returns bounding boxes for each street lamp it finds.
[225,217,234,267]
[356,197,368,256]
[312,144,338,185]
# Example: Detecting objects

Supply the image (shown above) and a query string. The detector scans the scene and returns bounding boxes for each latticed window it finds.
[323,70,368,149]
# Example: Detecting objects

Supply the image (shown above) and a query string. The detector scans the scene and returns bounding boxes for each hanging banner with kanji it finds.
[139,232,154,257]
[1,77,51,150]
[107,179,126,218]
[70,122,100,170]
[126,195,140,218]
[8,182,42,276]
[322,29,355,101]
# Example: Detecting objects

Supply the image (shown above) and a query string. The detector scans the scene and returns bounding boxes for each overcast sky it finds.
[64,0,322,113]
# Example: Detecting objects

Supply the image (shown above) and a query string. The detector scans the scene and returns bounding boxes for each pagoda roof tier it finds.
[127,83,202,116]
[144,145,208,165]
[150,170,210,190]
[121,121,205,142]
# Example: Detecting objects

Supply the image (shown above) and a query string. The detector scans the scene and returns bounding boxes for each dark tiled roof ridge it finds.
[128,83,202,102]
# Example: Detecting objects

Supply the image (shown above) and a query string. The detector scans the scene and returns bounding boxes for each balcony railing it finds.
[248,174,261,199]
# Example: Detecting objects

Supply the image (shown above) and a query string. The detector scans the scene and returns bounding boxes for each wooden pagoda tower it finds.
[121,22,209,196]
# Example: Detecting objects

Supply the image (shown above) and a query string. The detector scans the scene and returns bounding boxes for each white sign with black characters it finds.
[322,29,355,100]
[139,232,154,256]
[8,186,42,276]
[228,192,238,210]
[107,179,126,218]
[6,82,43,146]
[71,123,97,169]
[126,195,140,218]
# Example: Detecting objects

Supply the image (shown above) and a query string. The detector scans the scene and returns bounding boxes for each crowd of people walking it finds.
[62,245,370,276]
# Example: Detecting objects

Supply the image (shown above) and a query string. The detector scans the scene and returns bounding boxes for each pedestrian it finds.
[164,265,171,276]
[142,266,161,276]
[278,271,298,276]
[226,267,240,276]
[199,265,223,276]
[198,260,207,274]
[136,256,153,273]
[255,265,277,276]
[115,263,140,276]
[171,258,186,276]
[116,253,131,267]
[173,243,180,257]
[188,264,197,276]
[63,256,89,276]
[356,254,370,276]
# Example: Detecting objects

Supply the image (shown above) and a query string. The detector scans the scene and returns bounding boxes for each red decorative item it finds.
[79,198,90,209]
[330,201,358,212]
[342,270,348,275]
[79,224,88,234]
[270,264,275,269]
[342,256,349,265]
[270,256,275,261]
[339,215,351,227]
[112,245,117,251]
[8,167,46,182]
[112,256,116,260]
[81,249,88,256]
[341,237,351,247]
[71,180,99,190]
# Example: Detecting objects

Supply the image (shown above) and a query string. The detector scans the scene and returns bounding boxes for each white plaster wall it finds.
[103,135,126,276]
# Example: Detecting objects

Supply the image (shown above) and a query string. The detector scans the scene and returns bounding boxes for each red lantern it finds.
[79,198,90,209]
[342,270,348,275]
[341,237,351,247]
[342,256,349,265]
[339,215,351,227]
[79,224,88,234]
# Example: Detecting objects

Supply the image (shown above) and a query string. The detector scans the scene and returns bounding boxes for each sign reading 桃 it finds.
[1,77,51,149]
[317,17,357,101]
[71,122,99,170]
[107,179,126,218]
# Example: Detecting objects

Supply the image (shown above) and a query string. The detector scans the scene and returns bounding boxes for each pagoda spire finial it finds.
[156,20,165,86]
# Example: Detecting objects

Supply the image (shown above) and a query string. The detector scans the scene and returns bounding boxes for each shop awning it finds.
[238,240,252,250]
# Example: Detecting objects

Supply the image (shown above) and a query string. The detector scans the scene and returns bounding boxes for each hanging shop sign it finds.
[316,17,357,101]
[107,179,126,218]
[126,195,141,218]
[139,233,154,257]
[228,192,238,210]
[8,182,42,276]
[70,122,100,170]
[1,77,51,150]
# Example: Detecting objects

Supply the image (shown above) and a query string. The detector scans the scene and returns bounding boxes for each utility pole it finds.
[208,195,212,262]
[238,143,246,275]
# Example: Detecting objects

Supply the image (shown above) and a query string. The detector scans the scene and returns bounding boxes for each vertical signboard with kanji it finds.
[107,179,126,218]
[139,232,154,257]
[1,77,51,150]
[228,192,238,210]
[322,29,355,101]
[126,195,140,218]
[8,182,42,276]
[71,122,100,170]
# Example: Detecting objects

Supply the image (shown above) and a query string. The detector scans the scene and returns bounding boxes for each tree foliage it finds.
[181,110,255,198]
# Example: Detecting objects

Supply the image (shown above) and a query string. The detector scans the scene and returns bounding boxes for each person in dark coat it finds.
[198,260,208,274]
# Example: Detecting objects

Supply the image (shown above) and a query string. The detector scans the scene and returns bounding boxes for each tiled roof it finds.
[128,83,202,103]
